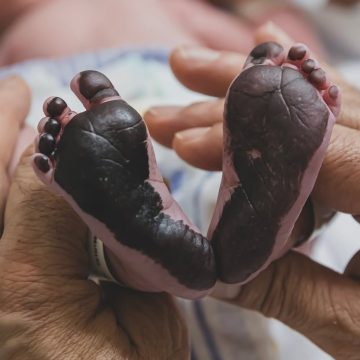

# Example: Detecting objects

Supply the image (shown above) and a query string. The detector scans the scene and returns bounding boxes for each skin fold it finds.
[32,42,340,299]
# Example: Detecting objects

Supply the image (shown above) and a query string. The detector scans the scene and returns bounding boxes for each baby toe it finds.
[43,118,61,137]
[45,97,68,117]
[245,42,285,68]
[323,84,341,116]
[43,96,74,127]
[301,59,318,74]
[288,44,308,62]
[33,154,51,173]
[70,70,121,109]
[38,133,56,157]
[309,68,329,90]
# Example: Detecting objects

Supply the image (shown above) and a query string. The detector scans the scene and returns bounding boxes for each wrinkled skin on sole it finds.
[54,99,216,292]
[212,65,328,282]
[33,42,340,299]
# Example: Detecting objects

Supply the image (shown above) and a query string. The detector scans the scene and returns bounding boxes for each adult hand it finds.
[0,79,188,360]
[144,24,360,359]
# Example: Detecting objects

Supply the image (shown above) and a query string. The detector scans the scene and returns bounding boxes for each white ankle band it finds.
[87,234,119,284]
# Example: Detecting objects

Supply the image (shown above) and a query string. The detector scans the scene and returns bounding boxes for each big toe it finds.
[70,70,120,110]
[245,41,285,68]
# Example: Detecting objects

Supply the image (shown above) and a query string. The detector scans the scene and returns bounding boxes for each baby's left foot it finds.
[32,71,216,299]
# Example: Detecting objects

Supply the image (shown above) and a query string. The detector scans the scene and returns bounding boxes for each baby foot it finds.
[209,42,340,283]
[33,70,216,299]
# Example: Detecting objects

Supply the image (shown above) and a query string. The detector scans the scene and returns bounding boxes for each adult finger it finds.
[254,21,295,54]
[0,76,30,229]
[170,46,246,97]
[0,76,30,169]
[168,22,292,98]
[173,122,223,171]
[214,250,360,359]
[145,99,224,148]
[169,22,349,107]
[336,81,360,130]
[8,124,36,177]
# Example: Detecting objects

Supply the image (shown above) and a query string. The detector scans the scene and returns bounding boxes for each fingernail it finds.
[175,127,210,142]
[178,46,220,64]
[145,106,182,120]
[261,21,285,35]
[261,21,276,32]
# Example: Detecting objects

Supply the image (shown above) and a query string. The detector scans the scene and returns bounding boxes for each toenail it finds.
[47,97,67,117]
[252,57,265,65]
[78,70,119,102]
[288,45,307,61]
[302,59,316,74]
[34,155,50,173]
[329,85,339,99]
[44,118,61,136]
[309,68,326,85]
[39,133,56,156]
[250,42,283,60]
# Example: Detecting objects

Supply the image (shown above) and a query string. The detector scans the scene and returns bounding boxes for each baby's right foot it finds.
[209,42,340,283]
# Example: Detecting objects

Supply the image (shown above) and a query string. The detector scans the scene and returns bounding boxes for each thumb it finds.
[0,145,90,283]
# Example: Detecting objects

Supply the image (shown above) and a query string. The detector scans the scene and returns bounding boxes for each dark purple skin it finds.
[33,42,339,299]
[52,96,216,292]
[212,63,328,282]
